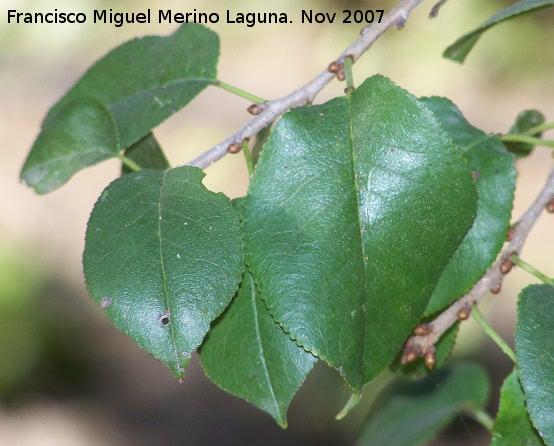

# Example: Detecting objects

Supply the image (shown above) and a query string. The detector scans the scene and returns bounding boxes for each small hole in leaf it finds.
[158,310,171,327]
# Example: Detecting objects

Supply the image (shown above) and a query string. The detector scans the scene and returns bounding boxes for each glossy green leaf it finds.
[505,110,546,158]
[46,23,218,148]
[121,133,170,175]
[243,75,478,391]
[251,125,273,168]
[444,0,554,63]
[83,167,243,379]
[516,284,554,444]
[421,96,515,315]
[356,362,490,446]
[492,369,545,446]
[20,96,118,194]
[22,23,218,193]
[336,391,362,420]
[200,268,317,428]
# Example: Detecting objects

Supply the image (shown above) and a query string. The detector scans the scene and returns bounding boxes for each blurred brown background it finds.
[1,0,553,444]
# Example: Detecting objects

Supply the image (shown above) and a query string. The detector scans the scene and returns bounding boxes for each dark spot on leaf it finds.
[472,171,480,179]
[158,310,171,327]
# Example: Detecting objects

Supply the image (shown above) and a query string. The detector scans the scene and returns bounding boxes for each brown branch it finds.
[402,163,554,364]
[185,0,425,169]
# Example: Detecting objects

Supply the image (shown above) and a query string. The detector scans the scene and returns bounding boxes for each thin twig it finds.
[500,134,554,148]
[472,305,517,362]
[429,0,451,18]
[511,254,554,285]
[402,163,554,363]
[185,0,425,169]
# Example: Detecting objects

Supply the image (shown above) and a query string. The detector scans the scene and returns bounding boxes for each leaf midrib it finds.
[24,150,116,175]
[157,171,181,371]
[346,93,368,385]
[106,78,213,112]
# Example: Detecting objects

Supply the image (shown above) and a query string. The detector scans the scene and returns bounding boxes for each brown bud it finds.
[247,103,265,115]
[227,143,242,154]
[401,340,422,364]
[402,348,419,364]
[506,225,516,241]
[414,323,430,336]
[327,61,343,74]
[424,348,436,370]
[500,258,514,275]
[457,306,471,321]
[547,198,554,214]
[396,16,407,30]
[336,72,346,81]
[490,282,502,295]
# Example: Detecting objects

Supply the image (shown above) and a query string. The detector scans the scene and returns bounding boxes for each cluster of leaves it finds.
[20,1,554,444]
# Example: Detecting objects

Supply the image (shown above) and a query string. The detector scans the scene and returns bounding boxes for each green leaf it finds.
[516,284,554,444]
[243,75,478,391]
[492,369,545,446]
[336,391,362,420]
[251,125,273,168]
[121,133,170,175]
[444,0,554,63]
[505,110,546,158]
[421,96,515,315]
[22,23,218,193]
[20,96,119,194]
[200,268,317,428]
[356,362,490,446]
[83,166,243,378]
[46,23,218,148]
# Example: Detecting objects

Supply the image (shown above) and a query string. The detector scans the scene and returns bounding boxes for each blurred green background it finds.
[1,0,553,444]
